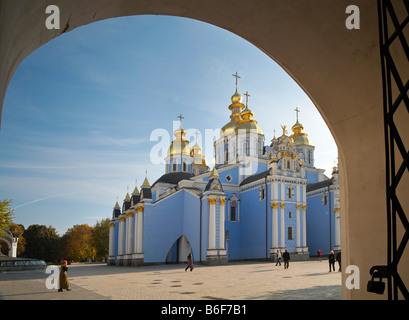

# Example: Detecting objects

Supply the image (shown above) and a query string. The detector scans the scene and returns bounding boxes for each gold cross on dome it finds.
[177,114,184,128]
[194,130,200,142]
[232,72,241,87]
[295,107,300,121]
[243,91,250,107]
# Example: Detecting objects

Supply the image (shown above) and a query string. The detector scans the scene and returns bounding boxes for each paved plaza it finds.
[0,259,342,300]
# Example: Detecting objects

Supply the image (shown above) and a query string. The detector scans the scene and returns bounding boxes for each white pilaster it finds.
[280,203,285,249]
[296,204,302,252]
[302,205,307,250]
[208,198,217,250]
[334,207,341,250]
[136,206,144,254]
[219,198,226,250]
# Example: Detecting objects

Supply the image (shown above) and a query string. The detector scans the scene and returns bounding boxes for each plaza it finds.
[0,260,341,300]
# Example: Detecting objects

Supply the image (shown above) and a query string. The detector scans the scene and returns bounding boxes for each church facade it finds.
[108,76,340,266]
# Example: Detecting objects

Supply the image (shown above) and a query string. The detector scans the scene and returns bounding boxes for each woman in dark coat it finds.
[58,260,71,291]
[328,251,335,272]
[185,253,194,272]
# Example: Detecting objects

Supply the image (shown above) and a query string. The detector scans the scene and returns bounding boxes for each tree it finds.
[23,224,61,263]
[92,218,110,261]
[0,199,14,237]
[62,224,94,262]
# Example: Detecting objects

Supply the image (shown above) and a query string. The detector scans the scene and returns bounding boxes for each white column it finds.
[334,207,341,250]
[133,208,138,253]
[118,215,126,257]
[296,204,301,251]
[280,203,285,249]
[108,221,115,257]
[136,207,144,254]
[126,212,134,255]
[208,198,217,250]
[302,205,307,248]
[271,202,279,249]
[219,198,226,250]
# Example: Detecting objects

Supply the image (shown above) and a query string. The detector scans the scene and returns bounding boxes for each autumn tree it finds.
[62,224,94,262]
[92,218,110,261]
[0,199,14,237]
[22,224,61,263]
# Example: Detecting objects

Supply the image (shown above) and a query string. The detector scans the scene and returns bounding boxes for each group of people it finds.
[275,249,342,272]
[274,249,291,269]
[318,249,341,272]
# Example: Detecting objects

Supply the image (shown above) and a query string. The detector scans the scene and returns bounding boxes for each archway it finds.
[0,1,408,299]
[166,235,192,264]
[0,238,12,256]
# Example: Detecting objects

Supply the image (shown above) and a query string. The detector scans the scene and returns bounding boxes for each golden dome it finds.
[231,88,242,104]
[235,106,263,134]
[220,120,238,135]
[168,127,192,156]
[290,121,311,146]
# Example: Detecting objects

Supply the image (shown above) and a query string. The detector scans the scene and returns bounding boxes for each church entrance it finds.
[165,235,192,264]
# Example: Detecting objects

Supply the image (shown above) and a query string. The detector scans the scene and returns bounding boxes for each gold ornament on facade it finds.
[208,198,218,205]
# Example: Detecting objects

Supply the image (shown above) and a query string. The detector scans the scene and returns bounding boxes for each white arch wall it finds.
[0,0,408,299]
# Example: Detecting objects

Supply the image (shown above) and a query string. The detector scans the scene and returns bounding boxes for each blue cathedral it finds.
[108,76,341,266]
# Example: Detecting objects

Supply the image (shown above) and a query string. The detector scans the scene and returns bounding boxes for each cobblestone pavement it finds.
[0,260,342,300]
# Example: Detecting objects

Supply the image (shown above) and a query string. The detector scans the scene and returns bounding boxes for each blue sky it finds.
[0,15,337,235]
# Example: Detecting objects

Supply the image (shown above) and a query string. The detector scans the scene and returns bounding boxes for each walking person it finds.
[185,253,194,272]
[328,251,335,272]
[58,260,71,292]
[336,249,341,272]
[275,249,282,266]
[317,249,322,262]
[283,249,290,269]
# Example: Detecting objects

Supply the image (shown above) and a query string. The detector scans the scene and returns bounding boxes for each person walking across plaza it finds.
[58,260,71,292]
[275,249,282,266]
[317,249,322,262]
[328,251,335,272]
[336,249,341,272]
[185,253,194,272]
[283,250,290,269]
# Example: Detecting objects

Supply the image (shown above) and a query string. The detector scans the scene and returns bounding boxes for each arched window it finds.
[288,227,293,240]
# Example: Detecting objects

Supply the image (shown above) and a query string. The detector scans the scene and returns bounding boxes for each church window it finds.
[308,150,312,164]
[230,206,237,221]
[225,174,232,182]
[172,162,177,171]
[225,148,229,162]
[289,211,292,218]
[287,160,291,169]
[287,185,294,199]
[183,161,187,172]
[288,227,293,240]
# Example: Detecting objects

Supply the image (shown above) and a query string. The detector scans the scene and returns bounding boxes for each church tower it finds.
[289,108,315,168]
[164,114,194,174]
[215,73,265,175]
[191,130,209,175]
